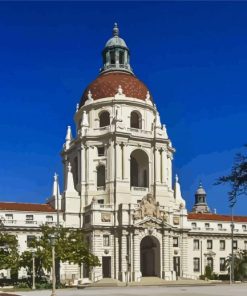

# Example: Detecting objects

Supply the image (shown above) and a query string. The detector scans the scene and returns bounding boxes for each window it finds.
[233,240,238,250]
[207,240,213,250]
[26,215,34,224]
[97,147,105,157]
[193,239,200,250]
[130,111,141,129]
[244,241,247,250]
[46,216,53,224]
[99,111,110,127]
[5,214,13,220]
[103,235,110,247]
[86,236,90,247]
[220,240,225,251]
[205,223,210,228]
[218,224,223,230]
[119,50,124,64]
[242,225,247,231]
[193,258,200,272]
[110,50,115,64]
[98,199,104,205]
[192,222,197,229]
[173,237,179,247]
[220,258,226,271]
[97,165,106,190]
[27,235,36,248]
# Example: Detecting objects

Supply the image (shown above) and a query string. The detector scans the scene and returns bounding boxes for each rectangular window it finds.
[97,147,105,157]
[193,258,200,272]
[103,235,110,247]
[218,224,223,230]
[46,215,53,222]
[205,223,210,228]
[98,199,104,204]
[5,214,13,220]
[233,240,238,250]
[220,258,226,271]
[207,240,213,250]
[220,240,225,250]
[242,225,247,231]
[192,222,197,229]
[193,239,199,250]
[26,215,34,224]
[173,237,179,247]
[27,235,36,248]
[244,241,247,250]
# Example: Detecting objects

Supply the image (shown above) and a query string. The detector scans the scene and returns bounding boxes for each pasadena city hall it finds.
[1,24,247,283]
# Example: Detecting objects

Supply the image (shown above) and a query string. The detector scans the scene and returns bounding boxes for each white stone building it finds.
[1,24,247,283]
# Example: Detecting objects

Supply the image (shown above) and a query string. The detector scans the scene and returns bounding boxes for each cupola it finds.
[100,23,132,74]
[192,182,211,213]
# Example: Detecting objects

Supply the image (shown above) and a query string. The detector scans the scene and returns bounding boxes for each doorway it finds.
[102,256,111,278]
[140,236,160,276]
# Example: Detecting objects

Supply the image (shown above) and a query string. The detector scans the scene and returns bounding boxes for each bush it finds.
[218,274,230,281]
[36,282,52,290]
[15,282,30,289]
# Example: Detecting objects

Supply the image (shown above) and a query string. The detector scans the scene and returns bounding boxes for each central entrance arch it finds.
[140,236,160,277]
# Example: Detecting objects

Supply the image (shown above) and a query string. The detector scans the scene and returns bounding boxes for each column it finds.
[155,148,161,184]
[167,155,172,189]
[122,144,125,180]
[116,143,121,179]
[120,233,127,281]
[161,148,167,184]
[133,233,140,282]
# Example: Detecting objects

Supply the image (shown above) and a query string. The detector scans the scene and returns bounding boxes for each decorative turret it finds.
[47,173,61,210]
[100,23,132,74]
[192,182,211,213]
[65,126,72,150]
[174,175,186,208]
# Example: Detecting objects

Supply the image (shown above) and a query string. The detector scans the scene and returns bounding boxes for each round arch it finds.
[130,149,149,188]
[130,110,142,129]
[99,110,110,127]
[140,236,160,277]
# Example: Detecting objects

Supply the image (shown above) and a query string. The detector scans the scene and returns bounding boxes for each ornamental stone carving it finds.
[101,213,111,222]
[133,193,161,220]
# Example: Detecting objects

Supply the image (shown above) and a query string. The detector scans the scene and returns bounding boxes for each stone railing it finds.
[127,128,152,137]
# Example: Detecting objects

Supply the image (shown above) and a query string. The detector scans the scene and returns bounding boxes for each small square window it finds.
[205,223,210,228]
[97,147,105,157]
[98,199,104,204]
[5,214,13,220]
[218,224,223,229]
[192,222,197,229]
[242,225,247,231]
[173,237,179,247]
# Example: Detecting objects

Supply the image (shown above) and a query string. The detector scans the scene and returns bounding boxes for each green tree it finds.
[19,225,100,280]
[0,232,19,281]
[225,250,247,281]
[216,145,247,207]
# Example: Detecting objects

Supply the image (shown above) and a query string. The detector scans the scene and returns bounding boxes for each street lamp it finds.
[30,249,36,290]
[230,207,235,284]
[49,234,56,296]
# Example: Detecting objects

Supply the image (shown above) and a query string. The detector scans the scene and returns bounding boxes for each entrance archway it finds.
[140,236,160,277]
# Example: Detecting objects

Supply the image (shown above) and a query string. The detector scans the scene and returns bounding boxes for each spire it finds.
[113,22,119,37]
[174,174,186,208]
[52,173,60,197]
[65,162,77,193]
[65,126,72,149]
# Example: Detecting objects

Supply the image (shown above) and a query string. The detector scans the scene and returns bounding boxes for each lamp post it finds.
[230,206,234,284]
[50,234,56,296]
[31,249,36,290]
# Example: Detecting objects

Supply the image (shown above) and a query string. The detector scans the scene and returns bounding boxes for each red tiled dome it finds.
[80,71,152,106]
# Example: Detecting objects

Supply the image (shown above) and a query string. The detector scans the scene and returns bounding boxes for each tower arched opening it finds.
[99,111,110,127]
[140,236,160,277]
[130,111,142,129]
[97,164,106,190]
[130,149,149,188]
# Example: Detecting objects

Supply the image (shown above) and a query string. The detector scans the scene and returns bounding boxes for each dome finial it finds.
[113,22,119,37]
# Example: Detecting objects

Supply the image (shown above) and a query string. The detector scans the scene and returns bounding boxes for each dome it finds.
[105,36,128,48]
[80,71,152,107]
[196,183,206,195]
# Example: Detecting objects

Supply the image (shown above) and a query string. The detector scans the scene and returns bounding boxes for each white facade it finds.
[1,24,247,283]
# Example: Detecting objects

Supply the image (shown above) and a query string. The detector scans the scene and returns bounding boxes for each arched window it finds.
[130,111,141,129]
[130,149,149,188]
[99,111,110,127]
[97,165,106,190]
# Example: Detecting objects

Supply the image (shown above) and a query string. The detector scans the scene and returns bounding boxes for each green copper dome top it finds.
[100,23,132,74]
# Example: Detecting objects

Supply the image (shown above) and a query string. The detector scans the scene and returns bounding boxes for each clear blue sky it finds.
[1,2,247,215]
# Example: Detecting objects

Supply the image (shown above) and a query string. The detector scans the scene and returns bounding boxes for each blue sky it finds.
[0,2,247,215]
